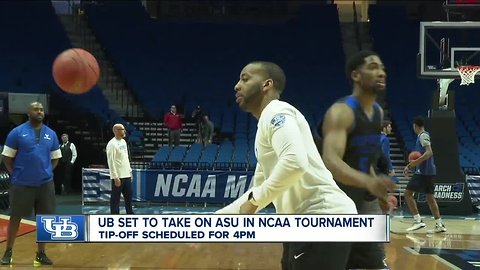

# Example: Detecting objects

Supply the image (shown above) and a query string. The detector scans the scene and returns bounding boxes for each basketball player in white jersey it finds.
[216,61,357,269]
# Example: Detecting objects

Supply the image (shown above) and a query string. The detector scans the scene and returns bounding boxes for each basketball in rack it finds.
[457,65,480,85]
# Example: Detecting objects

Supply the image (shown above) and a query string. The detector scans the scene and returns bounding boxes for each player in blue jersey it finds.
[1,102,61,266]
[403,116,446,233]
[322,50,396,269]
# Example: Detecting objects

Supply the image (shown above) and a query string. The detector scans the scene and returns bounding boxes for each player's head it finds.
[170,105,176,114]
[61,133,69,143]
[112,123,126,139]
[346,50,386,94]
[382,120,392,135]
[28,101,44,124]
[234,61,286,113]
[413,116,425,134]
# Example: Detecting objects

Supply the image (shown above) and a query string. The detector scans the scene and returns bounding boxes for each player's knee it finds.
[8,216,22,226]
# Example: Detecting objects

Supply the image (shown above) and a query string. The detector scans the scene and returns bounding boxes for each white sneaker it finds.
[427,223,447,234]
[406,221,426,232]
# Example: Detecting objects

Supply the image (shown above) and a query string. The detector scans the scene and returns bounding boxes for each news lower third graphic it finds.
[37,215,389,243]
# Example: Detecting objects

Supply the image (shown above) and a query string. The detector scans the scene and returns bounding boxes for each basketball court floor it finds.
[0,194,478,269]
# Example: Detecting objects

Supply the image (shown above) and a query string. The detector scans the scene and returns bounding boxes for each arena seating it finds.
[0,1,141,142]
[83,1,349,170]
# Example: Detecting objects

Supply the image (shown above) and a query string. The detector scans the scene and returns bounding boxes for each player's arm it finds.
[408,133,433,168]
[51,158,59,169]
[381,136,394,173]
[50,133,62,170]
[246,112,308,209]
[322,103,371,189]
[215,164,267,214]
[163,114,169,127]
[323,104,395,199]
[106,143,119,179]
[70,143,77,164]
[2,156,13,175]
[1,129,19,174]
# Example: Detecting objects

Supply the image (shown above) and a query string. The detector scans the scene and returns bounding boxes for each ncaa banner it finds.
[82,169,254,204]
[38,214,389,243]
[82,168,143,203]
[142,169,253,203]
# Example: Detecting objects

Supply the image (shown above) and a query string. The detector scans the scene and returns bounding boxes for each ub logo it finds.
[41,217,78,240]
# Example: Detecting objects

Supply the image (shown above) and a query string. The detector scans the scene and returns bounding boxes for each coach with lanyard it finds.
[0,102,61,266]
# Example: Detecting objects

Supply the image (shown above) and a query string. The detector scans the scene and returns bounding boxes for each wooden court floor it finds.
[1,217,480,269]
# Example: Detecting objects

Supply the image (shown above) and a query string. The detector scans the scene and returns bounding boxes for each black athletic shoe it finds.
[0,249,12,265]
[34,251,53,266]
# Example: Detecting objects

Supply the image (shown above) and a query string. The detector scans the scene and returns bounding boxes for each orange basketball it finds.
[408,151,421,162]
[52,48,100,94]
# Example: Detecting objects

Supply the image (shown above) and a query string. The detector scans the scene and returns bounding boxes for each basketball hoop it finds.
[457,65,480,85]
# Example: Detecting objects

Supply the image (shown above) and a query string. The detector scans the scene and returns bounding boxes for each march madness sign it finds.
[417,183,465,203]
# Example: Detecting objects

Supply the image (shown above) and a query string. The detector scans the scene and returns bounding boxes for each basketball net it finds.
[458,65,480,85]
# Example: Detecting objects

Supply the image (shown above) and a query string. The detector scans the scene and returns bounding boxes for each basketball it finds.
[408,151,422,162]
[52,48,100,94]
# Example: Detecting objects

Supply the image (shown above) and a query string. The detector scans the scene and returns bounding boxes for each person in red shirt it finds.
[163,105,183,147]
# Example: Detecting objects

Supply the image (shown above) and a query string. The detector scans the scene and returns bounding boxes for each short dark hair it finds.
[249,61,286,94]
[413,116,425,127]
[345,50,379,81]
[382,120,392,129]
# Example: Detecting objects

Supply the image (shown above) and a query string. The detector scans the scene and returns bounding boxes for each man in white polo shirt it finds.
[1,102,61,266]
[106,123,134,214]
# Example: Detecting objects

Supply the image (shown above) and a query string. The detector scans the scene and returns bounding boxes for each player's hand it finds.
[366,176,395,201]
[378,197,389,213]
[366,167,396,201]
[378,197,395,215]
[403,165,410,177]
[388,169,395,177]
[114,178,121,187]
[239,200,258,214]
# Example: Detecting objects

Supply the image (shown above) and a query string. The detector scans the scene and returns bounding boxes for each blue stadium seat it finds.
[166,146,188,169]
[150,146,172,168]
[231,142,249,171]
[183,143,204,170]
[215,141,234,170]
[198,144,219,170]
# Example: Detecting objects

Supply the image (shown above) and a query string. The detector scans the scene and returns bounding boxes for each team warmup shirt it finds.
[336,95,383,208]
[2,122,61,186]
[415,131,436,176]
[219,100,357,214]
[106,137,132,179]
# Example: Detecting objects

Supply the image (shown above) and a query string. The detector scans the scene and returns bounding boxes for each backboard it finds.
[444,0,480,9]
[418,21,480,79]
